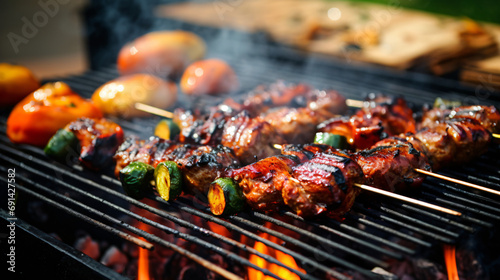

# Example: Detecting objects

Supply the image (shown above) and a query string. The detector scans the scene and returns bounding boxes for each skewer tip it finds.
[414,168,500,196]
[135,102,175,119]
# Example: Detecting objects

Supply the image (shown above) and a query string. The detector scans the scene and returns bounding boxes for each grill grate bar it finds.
[400,204,475,232]
[424,182,500,208]
[433,190,500,215]
[378,215,454,243]
[285,211,415,255]
[360,200,463,239]
[379,207,460,239]
[251,211,396,263]
[444,170,500,190]
[353,215,432,247]
[357,203,456,243]
[0,174,153,250]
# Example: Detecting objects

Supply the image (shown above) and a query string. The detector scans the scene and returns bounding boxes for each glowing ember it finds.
[248,232,305,280]
[443,244,459,280]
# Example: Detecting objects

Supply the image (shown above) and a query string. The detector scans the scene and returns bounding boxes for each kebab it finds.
[140,81,348,164]
[207,141,439,219]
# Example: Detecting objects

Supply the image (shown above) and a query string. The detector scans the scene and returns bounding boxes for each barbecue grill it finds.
[2,20,500,280]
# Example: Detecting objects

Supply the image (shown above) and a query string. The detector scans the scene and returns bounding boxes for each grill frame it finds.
[2,33,500,278]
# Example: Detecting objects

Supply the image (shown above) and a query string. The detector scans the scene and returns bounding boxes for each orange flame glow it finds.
[248,232,305,280]
[138,223,150,280]
[443,244,459,280]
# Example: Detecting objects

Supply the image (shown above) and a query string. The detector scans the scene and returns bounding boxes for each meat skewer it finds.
[138,93,499,195]
[321,96,500,195]
[209,143,461,218]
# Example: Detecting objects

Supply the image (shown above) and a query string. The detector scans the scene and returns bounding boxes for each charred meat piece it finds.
[450,106,500,134]
[221,111,285,165]
[418,119,491,170]
[67,118,124,170]
[223,81,348,117]
[285,148,363,219]
[229,155,302,212]
[263,107,323,144]
[352,144,430,193]
[280,143,330,162]
[176,108,230,146]
[229,143,363,219]
[421,105,500,134]
[355,95,416,136]
[410,118,491,170]
[114,136,240,195]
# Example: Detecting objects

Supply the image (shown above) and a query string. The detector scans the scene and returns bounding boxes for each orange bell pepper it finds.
[6,81,103,147]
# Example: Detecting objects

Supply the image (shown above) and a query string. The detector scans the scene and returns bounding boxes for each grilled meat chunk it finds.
[229,155,302,212]
[355,95,416,136]
[176,108,229,146]
[415,119,491,170]
[67,118,124,170]
[221,111,285,165]
[229,143,363,218]
[114,136,240,195]
[421,105,500,134]
[285,147,363,219]
[352,144,430,193]
[223,81,348,117]
[263,107,324,144]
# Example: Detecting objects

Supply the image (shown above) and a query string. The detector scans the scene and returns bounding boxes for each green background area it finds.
[332,0,500,24]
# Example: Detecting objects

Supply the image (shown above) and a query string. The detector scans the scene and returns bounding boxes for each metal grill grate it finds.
[2,50,500,279]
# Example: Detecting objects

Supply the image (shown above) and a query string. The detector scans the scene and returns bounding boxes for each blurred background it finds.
[1,0,499,84]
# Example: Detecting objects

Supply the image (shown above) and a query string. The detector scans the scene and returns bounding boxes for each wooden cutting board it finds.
[156,0,498,75]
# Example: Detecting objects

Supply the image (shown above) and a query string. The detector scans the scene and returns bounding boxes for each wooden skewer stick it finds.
[274,144,499,197]
[415,168,500,196]
[345,99,365,108]
[355,183,462,216]
[135,102,174,119]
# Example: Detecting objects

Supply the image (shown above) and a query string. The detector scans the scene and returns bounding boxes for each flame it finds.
[443,244,459,280]
[138,223,150,280]
[248,232,305,280]
[207,221,232,238]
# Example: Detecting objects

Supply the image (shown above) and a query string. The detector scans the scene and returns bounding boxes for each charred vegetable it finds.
[154,119,180,140]
[44,118,124,170]
[44,129,79,161]
[314,132,348,149]
[119,162,154,199]
[208,178,245,216]
[154,161,183,201]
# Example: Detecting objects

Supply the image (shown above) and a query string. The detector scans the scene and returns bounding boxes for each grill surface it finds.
[2,33,500,279]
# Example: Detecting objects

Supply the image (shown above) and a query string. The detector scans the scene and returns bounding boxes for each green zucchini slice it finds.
[154,161,183,201]
[208,178,245,216]
[119,162,154,199]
